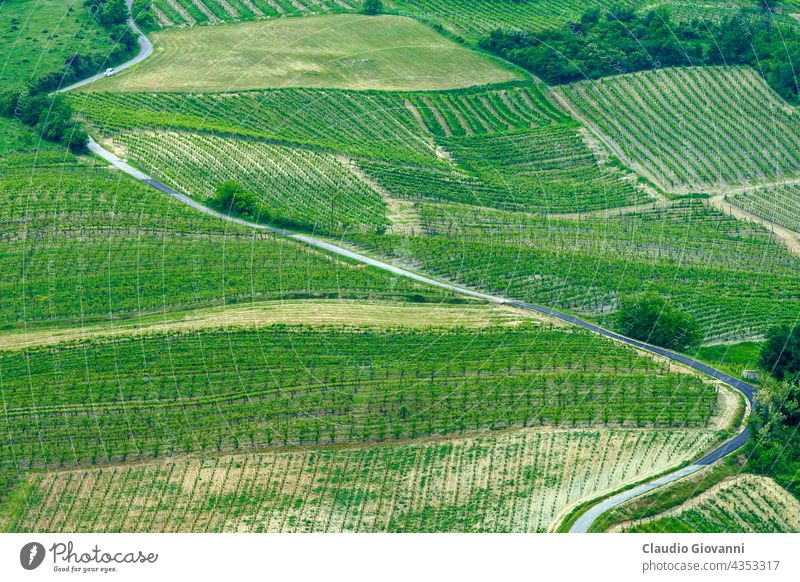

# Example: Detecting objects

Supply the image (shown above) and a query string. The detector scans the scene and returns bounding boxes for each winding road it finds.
[74,6,755,534]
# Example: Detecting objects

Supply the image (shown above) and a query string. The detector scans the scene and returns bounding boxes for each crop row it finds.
[624,475,800,533]
[0,163,432,322]
[727,184,800,235]
[357,124,645,213]
[0,326,718,475]
[561,66,800,193]
[117,131,388,233]
[151,0,358,28]
[9,428,718,532]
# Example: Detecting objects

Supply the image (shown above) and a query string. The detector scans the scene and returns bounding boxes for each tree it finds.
[363,0,383,15]
[615,292,701,351]
[214,180,259,218]
[761,325,800,383]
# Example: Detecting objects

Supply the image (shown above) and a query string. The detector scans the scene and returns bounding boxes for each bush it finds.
[761,325,800,383]
[615,293,701,351]
[363,0,383,15]
[214,181,259,219]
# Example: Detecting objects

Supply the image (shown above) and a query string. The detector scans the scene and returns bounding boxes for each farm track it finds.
[709,195,800,257]
[70,5,755,533]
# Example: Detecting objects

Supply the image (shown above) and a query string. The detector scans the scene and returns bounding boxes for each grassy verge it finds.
[589,459,742,532]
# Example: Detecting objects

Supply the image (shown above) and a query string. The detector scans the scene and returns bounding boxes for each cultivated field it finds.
[620,475,800,533]
[0,157,437,324]
[559,67,800,193]
[727,184,800,234]
[114,131,389,233]
[92,14,521,92]
[353,199,800,342]
[148,0,360,28]
[5,428,720,532]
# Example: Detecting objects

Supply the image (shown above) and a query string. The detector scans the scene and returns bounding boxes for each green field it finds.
[622,475,800,533]
[560,67,800,193]
[0,157,440,325]
[91,14,522,92]
[0,0,118,90]
[4,428,719,532]
[147,0,361,29]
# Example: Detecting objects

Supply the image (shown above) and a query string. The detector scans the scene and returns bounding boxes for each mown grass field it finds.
[91,14,522,92]
[620,475,800,533]
[4,427,720,532]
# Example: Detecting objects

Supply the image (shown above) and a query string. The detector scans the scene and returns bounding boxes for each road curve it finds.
[57,0,153,93]
[75,3,755,534]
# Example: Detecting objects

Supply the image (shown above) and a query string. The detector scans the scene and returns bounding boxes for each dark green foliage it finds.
[480,7,800,103]
[761,325,800,383]
[615,293,701,351]
[748,379,800,497]
[0,92,88,154]
[213,180,259,219]
[363,0,383,15]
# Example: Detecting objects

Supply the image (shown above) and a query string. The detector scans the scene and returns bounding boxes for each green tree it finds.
[615,293,701,351]
[761,325,800,383]
[214,180,259,218]
[363,0,383,15]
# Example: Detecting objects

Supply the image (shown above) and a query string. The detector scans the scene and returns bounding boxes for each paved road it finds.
[57,0,153,93]
[77,3,755,534]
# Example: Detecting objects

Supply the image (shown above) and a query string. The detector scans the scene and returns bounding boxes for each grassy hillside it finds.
[622,475,800,533]
[0,0,119,90]
[560,67,800,193]
[5,427,719,532]
[91,14,522,92]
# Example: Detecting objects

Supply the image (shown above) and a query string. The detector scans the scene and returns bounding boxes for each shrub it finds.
[363,0,383,15]
[761,325,800,383]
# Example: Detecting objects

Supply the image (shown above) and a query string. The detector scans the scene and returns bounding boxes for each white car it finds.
[104,68,116,77]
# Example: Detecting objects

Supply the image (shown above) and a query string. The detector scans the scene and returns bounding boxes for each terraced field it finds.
[391,0,755,41]
[148,0,360,28]
[621,475,800,533]
[73,82,649,214]
[559,67,800,193]
[92,14,521,92]
[5,428,720,532]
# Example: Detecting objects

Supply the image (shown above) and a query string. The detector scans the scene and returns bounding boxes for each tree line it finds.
[480,4,800,103]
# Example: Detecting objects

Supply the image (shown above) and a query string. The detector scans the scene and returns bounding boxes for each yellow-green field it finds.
[89,14,522,92]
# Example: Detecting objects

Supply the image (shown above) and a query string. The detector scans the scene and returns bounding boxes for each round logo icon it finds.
[20,542,46,570]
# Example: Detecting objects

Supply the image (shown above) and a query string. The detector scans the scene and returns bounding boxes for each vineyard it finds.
[6,428,719,533]
[115,131,389,233]
[559,67,800,193]
[70,82,557,161]
[621,475,800,533]
[95,14,521,92]
[0,324,721,474]
[727,184,800,234]
[0,159,436,323]
[349,198,800,342]
[148,0,360,28]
